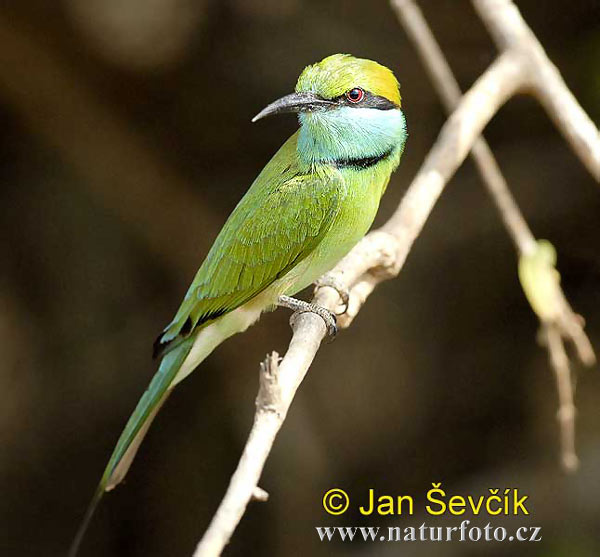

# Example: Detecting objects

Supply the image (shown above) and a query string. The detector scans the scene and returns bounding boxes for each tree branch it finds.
[472,0,600,181]
[390,0,538,256]
[391,0,595,472]
[194,1,598,553]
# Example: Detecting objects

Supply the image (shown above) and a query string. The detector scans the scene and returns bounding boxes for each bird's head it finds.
[253,54,406,166]
[253,54,401,121]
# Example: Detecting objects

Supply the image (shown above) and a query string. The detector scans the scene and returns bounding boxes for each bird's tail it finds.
[68,335,195,557]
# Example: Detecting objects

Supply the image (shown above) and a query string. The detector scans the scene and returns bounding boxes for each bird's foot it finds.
[277,295,337,339]
[314,275,350,315]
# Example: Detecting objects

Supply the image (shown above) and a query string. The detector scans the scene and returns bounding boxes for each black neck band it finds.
[333,147,393,170]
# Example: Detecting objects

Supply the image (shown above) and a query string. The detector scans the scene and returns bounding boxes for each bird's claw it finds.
[278,295,338,340]
[290,306,338,340]
[314,275,350,315]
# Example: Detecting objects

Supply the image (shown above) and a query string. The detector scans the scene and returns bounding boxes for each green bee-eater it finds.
[70,53,407,554]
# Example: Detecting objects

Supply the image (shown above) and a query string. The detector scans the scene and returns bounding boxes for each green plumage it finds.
[155,132,343,357]
[70,53,407,556]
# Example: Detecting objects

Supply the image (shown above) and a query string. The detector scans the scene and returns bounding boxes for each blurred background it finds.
[1,1,599,555]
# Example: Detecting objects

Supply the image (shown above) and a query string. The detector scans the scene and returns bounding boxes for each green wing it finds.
[154,134,343,357]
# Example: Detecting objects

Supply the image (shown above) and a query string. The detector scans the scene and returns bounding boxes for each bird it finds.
[69,53,407,555]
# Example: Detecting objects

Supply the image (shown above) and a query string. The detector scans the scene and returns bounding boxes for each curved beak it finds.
[252,92,336,122]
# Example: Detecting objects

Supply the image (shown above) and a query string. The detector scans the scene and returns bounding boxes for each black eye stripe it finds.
[334,90,398,110]
[363,94,399,110]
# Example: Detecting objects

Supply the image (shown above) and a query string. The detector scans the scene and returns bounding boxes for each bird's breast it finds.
[284,166,388,295]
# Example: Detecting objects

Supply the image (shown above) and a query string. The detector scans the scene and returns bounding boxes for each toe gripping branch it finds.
[277,295,338,339]
[313,275,350,316]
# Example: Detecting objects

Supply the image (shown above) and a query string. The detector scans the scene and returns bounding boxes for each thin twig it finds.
[544,325,579,472]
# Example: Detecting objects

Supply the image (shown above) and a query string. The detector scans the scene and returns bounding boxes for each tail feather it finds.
[68,486,103,557]
[104,390,171,491]
[68,336,195,557]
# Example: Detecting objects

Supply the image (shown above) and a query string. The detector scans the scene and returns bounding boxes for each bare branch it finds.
[392,0,596,473]
[390,0,537,256]
[193,351,287,556]
[543,325,579,472]
[472,0,600,180]
[193,314,329,557]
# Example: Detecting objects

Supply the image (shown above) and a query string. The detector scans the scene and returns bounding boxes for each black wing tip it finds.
[153,309,230,360]
[152,334,167,360]
[152,317,195,359]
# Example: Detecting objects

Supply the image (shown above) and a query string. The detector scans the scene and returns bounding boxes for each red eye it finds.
[346,87,365,103]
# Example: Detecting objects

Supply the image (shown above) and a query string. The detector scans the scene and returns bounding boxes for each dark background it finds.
[1,1,599,556]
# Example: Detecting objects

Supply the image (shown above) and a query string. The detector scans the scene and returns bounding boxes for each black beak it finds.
[252,92,336,122]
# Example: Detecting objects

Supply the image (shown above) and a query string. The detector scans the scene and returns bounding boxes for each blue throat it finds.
[297,106,407,170]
